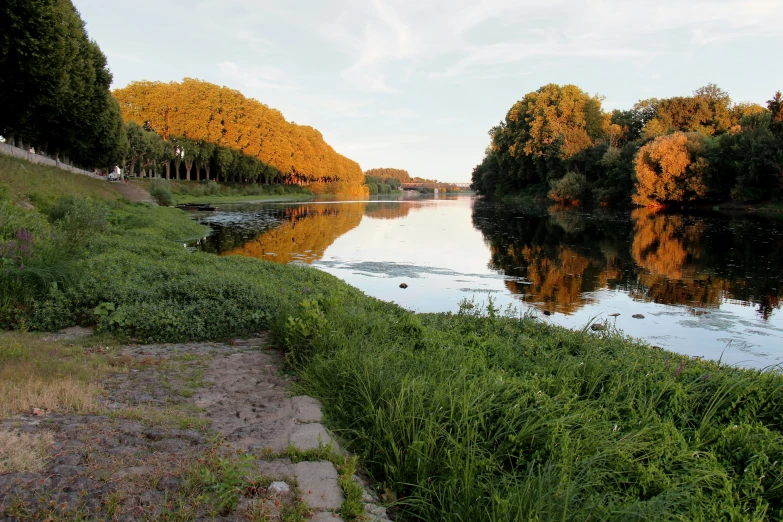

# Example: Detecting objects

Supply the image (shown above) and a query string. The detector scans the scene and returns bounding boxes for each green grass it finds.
[278,298,783,520]
[132,178,315,205]
[6,154,783,520]
[0,154,124,208]
[175,193,314,204]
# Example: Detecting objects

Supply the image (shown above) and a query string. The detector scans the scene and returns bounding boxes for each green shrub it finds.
[274,186,285,195]
[149,180,174,206]
[47,195,108,246]
[548,172,589,204]
[204,181,220,196]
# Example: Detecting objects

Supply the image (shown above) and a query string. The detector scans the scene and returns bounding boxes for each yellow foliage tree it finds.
[113,79,365,193]
[633,132,710,207]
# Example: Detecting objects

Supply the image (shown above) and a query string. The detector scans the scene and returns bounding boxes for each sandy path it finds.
[112,181,152,202]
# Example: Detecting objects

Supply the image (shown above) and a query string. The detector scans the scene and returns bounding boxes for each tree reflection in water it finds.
[472,201,783,319]
[222,203,367,264]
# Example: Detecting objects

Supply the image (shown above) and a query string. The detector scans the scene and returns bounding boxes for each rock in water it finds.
[399,283,408,289]
[590,323,606,331]
[632,314,645,319]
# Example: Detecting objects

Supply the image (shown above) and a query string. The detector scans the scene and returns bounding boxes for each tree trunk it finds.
[205,164,211,181]
[165,161,171,180]
[185,159,193,181]
[174,158,182,180]
[129,158,136,177]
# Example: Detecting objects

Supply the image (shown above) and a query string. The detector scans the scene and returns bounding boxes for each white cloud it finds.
[217,61,299,90]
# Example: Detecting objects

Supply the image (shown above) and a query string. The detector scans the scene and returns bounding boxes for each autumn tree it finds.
[769,91,783,135]
[633,132,710,206]
[113,79,365,193]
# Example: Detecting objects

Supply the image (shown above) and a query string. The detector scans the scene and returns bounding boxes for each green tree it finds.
[0,0,125,169]
[215,147,234,183]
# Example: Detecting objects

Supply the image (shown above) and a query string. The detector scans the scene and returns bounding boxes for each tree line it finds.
[113,79,366,195]
[471,83,783,206]
[0,0,126,170]
[0,3,367,196]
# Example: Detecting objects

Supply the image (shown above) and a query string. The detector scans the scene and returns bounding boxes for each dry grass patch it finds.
[0,430,54,473]
[0,332,112,418]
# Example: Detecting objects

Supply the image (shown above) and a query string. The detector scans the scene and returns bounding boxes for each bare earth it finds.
[112,182,152,203]
[0,333,391,521]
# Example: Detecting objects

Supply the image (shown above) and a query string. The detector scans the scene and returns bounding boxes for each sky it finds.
[74,0,783,183]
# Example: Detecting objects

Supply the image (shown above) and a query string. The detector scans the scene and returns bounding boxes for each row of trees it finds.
[364,168,412,183]
[471,83,783,206]
[365,173,402,195]
[0,0,126,169]
[113,79,366,194]
[124,121,293,184]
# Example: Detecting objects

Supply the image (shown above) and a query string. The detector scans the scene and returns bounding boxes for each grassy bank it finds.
[132,178,314,205]
[4,159,783,520]
[176,193,313,204]
[0,155,124,207]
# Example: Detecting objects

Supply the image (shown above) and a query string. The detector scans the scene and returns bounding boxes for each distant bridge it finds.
[400,182,471,189]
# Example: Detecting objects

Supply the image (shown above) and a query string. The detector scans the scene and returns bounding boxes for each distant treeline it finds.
[364,168,410,194]
[0,0,126,170]
[364,168,412,183]
[113,79,366,195]
[471,83,783,206]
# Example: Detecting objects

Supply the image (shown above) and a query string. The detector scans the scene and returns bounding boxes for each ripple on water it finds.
[716,338,768,358]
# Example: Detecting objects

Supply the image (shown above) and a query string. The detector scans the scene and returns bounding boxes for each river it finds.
[193,195,783,369]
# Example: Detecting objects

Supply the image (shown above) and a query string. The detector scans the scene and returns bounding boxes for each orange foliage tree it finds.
[633,132,710,207]
[113,79,366,193]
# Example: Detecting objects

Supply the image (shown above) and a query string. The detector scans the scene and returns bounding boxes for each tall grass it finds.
[274,294,783,520]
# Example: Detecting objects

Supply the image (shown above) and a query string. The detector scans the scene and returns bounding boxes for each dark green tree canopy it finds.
[0,0,126,169]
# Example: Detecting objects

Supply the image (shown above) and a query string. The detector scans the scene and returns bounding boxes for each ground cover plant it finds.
[4,160,783,520]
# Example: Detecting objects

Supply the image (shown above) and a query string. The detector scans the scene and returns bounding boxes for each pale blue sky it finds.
[74,0,782,182]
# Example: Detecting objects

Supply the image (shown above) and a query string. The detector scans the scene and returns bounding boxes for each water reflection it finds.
[202,203,367,264]
[473,202,783,319]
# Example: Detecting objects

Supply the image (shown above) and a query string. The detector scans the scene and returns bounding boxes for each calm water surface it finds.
[195,196,783,368]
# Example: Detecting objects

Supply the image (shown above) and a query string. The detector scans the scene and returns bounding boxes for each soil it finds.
[113,182,152,203]
[0,334,391,521]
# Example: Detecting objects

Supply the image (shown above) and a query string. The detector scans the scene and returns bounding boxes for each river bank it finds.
[0,330,386,521]
[3,158,783,520]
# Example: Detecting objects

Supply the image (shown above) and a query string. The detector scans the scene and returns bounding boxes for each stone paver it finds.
[294,461,344,510]
[289,423,334,451]
[292,395,324,423]
[256,458,296,479]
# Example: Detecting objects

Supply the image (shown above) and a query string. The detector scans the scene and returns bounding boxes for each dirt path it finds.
[0,334,391,521]
[113,182,152,203]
